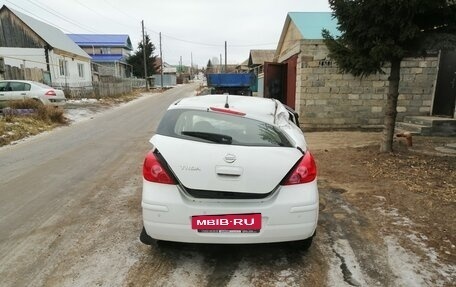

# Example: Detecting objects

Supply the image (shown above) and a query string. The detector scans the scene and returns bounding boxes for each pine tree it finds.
[127,34,157,78]
[323,0,456,152]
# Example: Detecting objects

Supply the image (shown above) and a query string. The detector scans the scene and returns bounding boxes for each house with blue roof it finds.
[67,34,133,79]
[267,12,445,130]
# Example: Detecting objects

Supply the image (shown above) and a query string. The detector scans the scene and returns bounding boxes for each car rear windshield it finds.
[156,109,293,147]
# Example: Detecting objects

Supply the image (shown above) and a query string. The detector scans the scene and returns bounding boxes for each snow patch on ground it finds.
[64,92,160,123]
[275,269,299,287]
[375,207,414,227]
[66,98,99,104]
[327,238,370,286]
[377,207,456,285]
[385,236,434,286]
[64,108,99,123]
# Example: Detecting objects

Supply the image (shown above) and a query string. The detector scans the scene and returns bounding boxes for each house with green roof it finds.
[268,12,451,131]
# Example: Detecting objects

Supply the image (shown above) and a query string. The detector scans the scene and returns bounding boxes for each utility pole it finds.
[159,32,163,89]
[191,52,193,80]
[141,20,148,89]
[225,41,227,73]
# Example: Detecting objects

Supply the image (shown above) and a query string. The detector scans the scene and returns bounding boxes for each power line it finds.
[1,55,59,66]
[144,27,276,48]
[100,0,138,21]
[5,0,279,64]
[22,0,99,33]
[70,0,138,31]
[1,1,135,60]
[3,0,74,33]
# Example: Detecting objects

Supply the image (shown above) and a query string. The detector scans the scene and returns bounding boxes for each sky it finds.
[1,0,331,68]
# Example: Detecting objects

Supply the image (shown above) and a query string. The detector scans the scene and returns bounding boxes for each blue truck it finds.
[206,73,256,96]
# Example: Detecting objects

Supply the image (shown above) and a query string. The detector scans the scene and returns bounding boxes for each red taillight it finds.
[282,152,317,185]
[143,151,175,184]
[45,90,56,96]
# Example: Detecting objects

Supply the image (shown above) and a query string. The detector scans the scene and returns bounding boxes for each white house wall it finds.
[0,47,92,88]
[48,50,92,88]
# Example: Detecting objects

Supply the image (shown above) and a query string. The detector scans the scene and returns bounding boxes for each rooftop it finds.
[90,54,126,63]
[249,50,275,66]
[2,5,90,59]
[288,12,340,39]
[67,34,133,50]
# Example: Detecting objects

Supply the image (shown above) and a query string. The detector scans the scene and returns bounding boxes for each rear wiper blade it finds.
[182,131,232,144]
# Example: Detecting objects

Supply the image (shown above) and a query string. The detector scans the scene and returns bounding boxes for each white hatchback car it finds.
[140,95,318,249]
[0,80,66,106]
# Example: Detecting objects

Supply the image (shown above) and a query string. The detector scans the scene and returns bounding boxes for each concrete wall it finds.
[294,40,438,129]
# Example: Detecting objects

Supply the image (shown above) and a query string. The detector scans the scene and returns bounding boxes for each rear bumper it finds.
[41,97,66,106]
[142,180,319,244]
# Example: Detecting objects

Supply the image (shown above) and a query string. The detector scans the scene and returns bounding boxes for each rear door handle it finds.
[21,93,26,96]
[216,166,243,176]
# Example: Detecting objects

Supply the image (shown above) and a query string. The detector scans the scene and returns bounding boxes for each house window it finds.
[59,59,68,76]
[100,47,111,54]
[78,63,84,78]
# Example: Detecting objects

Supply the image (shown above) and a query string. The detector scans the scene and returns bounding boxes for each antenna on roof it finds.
[224,95,229,108]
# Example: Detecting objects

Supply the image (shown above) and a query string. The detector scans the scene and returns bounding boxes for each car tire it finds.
[299,236,313,251]
[296,230,316,251]
[139,226,155,245]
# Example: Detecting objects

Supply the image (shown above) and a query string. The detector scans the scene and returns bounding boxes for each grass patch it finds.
[7,99,42,109]
[1,99,67,146]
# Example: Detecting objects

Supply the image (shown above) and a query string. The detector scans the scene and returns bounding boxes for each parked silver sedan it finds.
[0,80,66,106]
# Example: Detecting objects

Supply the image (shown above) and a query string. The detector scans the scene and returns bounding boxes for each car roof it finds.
[171,95,282,124]
[0,80,38,84]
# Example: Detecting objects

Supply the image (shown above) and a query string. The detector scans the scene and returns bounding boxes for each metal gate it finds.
[263,55,298,109]
[264,62,285,103]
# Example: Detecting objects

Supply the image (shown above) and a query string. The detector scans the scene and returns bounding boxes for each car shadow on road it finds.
[130,236,324,286]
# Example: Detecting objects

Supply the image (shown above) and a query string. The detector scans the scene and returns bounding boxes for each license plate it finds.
[191,213,261,232]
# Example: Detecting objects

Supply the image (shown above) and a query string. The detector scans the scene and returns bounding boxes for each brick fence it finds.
[295,40,438,129]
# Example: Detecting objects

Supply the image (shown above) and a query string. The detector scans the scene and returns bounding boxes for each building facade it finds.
[272,12,452,129]
[67,34,133,79]
[0,5,92,88]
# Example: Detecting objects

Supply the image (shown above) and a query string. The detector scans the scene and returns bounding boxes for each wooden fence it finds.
[61,79,146,99]
[1,64,147,99]
[93,81,133,98]
[2,65,44,82]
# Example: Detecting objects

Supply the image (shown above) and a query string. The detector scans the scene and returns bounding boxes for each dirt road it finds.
[0,84,454,286]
